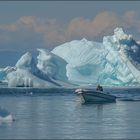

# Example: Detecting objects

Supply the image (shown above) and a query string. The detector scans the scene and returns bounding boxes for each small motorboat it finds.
[75,89,116,104]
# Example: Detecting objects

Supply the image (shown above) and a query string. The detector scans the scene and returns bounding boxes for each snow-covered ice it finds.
[52,27,140,86]
[0,107,14,123]
[1,27,140,87]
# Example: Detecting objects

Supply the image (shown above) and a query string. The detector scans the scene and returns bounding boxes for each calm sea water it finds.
[0,88,140,139]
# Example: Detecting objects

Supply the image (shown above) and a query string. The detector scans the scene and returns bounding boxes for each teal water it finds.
[0,88,140,139]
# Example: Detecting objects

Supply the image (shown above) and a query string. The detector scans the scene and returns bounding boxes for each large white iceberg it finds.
[6,50,69,87]
[52,27,140,86]
[1,27,140,87]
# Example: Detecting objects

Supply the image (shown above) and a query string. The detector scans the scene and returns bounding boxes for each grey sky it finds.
[0,1,140,24]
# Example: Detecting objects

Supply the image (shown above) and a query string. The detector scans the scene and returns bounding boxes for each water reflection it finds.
[96,104,103,118]
[0,93,140,139]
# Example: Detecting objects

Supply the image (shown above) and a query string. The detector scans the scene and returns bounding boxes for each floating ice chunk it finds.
[0,107,15,123]
[0,115,14,123]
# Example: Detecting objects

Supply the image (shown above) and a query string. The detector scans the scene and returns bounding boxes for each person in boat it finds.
[96,84,103,91]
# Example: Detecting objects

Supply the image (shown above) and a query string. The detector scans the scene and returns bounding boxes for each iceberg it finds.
[37,49,68,81]
[6,50,70,87]
[1,27,140,87]
[0,107,15,123]
[52,27,140,86]
[52,38,108,85]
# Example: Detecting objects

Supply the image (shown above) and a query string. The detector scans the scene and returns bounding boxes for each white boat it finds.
[75,89,116,104]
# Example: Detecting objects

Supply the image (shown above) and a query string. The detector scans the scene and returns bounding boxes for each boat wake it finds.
[118,97,140,101]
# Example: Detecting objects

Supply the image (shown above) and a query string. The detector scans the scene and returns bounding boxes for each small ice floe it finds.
[26,91,33,96]
[0,107,15,123]
[30,92,33,95]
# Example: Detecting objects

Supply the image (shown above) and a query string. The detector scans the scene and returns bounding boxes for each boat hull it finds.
[75,89,116,104]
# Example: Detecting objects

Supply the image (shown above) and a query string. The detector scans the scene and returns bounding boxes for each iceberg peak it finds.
[113,27,132,41]
[81,38,88,42]
[15,52,32,69]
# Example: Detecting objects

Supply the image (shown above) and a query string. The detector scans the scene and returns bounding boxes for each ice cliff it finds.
[52,28,140,86]
[1,27,140,87]
[6,50,68,87]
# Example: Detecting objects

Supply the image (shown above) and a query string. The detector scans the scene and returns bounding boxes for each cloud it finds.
[0,16,39,32]
[124,11,137,19]
[123,11,140,33]
[67,12,120,39]
[0,11,140,50]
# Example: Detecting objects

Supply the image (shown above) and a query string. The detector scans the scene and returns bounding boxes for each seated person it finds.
[96,84,103,91]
